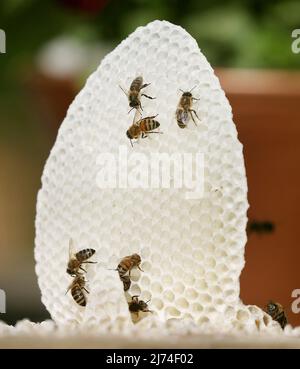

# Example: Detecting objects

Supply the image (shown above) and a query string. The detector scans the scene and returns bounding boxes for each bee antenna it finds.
[119,85,128,97]
[179,89,184,93]
[130,139,133,148]
[190,85,197,93]
[128,107,135,114]
[69,238,74,258]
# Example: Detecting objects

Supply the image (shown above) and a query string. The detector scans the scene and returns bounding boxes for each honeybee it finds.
[265,301,288,329]
[66,239,96,276]
[176,87,200,128]
[120,76,155,113]
[128,295,152,317]
[247,220,275,236]
[67,275,89,307]
[126,115,162,147]
[116,253,143,291]
[120,275,131,292]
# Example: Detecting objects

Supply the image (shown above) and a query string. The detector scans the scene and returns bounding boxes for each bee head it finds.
[129,101,139,108]
[182,92,192,97]
[129,95,139,108]
[126,130,133,140]
[267,301,277,314]
[132,253,141,264]
[138,300,149,311]
[67,267,77,277]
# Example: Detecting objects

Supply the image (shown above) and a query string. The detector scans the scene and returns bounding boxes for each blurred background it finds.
[0,0,299,326]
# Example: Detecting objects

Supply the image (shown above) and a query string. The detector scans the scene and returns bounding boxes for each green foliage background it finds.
[0,0,299,138]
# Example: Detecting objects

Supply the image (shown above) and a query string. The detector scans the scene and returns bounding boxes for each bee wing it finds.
[66,279,74,294]
[176,108,188,123]
[69,238,76,259]
[133,109,142,125]
[119,84,129,97]
[182,111,189,123]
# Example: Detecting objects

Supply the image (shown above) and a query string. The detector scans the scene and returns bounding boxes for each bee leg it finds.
[138,266,144,272]
[188,110,198,126]
[141,93,156,100]
[119,85,128,97]
[189,111,196,125]
[141,132,148,139]
[190,109,200,120]
[82,261,97,264]
[83,287,90,294]
[147,114,159,120]
[65,286,72,295]
[192,97,200,101]
[141,83,151,89]
[79,266,87,273]
[75,271,85,276]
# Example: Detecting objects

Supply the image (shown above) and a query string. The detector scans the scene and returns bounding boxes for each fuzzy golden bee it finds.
[67,275,89,307]
[116,253,143,291]
[126,115,162,147]
[176,87,200,128]
[66,239,96,277]
[265,301,288,329]
[120,76,155,112]
[128,295,152,317]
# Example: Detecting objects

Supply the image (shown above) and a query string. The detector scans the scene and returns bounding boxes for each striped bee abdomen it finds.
[120,275,131,291]
[116,254,142,291]
[274,311,288,329]
[71,285,86,307]
[68,275,88,307]
[76,248,95,262]
[176,109,188,129]
[177,121,186,129]
[117,263,129,277]
[130,76,143,91]
[141,119,160,132]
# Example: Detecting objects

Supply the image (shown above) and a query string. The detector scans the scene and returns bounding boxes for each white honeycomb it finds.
[33,20,289,335]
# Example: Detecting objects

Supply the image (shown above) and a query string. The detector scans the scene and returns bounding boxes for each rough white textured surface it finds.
[34,20,293,335]
[1,319,300,348]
